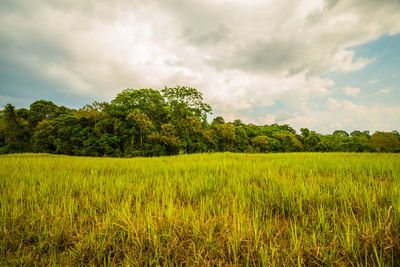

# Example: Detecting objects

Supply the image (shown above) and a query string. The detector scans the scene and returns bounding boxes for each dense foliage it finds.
[1,86,399,156]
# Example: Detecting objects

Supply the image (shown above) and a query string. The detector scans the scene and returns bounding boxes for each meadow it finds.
[0,153,399,266]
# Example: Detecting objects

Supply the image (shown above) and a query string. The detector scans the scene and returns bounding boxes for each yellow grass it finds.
[1,153,399,265]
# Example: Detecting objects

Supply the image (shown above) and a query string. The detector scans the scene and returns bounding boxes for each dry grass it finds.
[0,152,399,265]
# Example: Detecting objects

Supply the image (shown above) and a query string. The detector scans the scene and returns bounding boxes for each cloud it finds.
[275,111,295,123]
[275,99,400,134]
[369,79,380,84]
[375,87,394,95]
[1,0,400,131]
[327,98,341,110]
[342,86,361,97]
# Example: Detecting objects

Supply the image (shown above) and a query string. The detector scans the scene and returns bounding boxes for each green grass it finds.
[1,153,399,266]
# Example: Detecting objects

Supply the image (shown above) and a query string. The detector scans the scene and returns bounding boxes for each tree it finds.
[233,119,245,127]
[127,109,152,155]
[350,130,363,137]
[148,123,180,155]
[162,85,212,122]
[348,135,372,152]
[213,123,236,152]
[212,116,225,125]
[0,104,30,152]
[176,115,207,153]
[31,114,82,155]
[233,126,250,152]
[1,104,19,144]
[32,119,56,153]
[29,100,58,126]
[251,136,270,153]
[300,128,310,138]
[333,130,349,137]
[274,132,303,152]
[324,131,350,152]
[53,115,81,155]
[76,101,108,123]
[109,88,167,127]
[54,106,75,118]
[392,130,400,140]
[304,131,323,152]
[17,108,31,122]
[370,132,400,152]
[1,87,399,157]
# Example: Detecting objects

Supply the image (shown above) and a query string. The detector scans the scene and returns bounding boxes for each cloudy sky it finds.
[1,0,399,133]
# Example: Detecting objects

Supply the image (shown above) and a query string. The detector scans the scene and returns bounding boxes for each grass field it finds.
[0,153,399,266]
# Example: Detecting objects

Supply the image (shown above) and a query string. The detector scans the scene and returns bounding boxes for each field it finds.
[1,153,399,266]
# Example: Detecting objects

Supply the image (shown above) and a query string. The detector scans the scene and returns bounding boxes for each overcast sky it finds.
[1,0,399,133]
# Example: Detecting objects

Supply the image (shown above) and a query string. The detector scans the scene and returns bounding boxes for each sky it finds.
[0,0,399,134]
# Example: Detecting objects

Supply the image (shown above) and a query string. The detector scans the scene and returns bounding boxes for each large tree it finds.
[370,132,400,152]
[162,85,212,122]
[109,88,168,127]
[0,104,30,152]
[127,109,152,155]
[213,123,236,152]
[251,135,270,153]
[29,100,58,126]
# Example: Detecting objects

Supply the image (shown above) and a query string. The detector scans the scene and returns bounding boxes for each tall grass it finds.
[1,153,399,265]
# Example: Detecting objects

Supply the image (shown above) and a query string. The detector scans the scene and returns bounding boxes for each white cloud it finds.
[342,86,361,97]
[1,0,400,132]
[327,98,341,110]
[368,79,380,84]
[330,50,372,72]
[278,99,400,134]
[375,87,394,95]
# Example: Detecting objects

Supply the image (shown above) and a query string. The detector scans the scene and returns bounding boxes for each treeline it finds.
[1,86,400,156]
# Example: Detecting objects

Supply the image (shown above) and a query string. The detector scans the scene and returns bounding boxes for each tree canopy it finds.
[1,86,399,156]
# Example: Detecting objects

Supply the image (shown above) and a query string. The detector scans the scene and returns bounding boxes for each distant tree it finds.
[127,109,152,155]
[213,123,236,152]
[162,85,212,122]
[17,108,31,122]
[1,104,19,144]
[29,100,58,126]
[177,115,207,153]
[54,105,76,117]
[76,101,108,123]
[148,123,180,155]
[370,132,400,152]
[32,114,84,155]
[1,86,399,156]
[304,131,323,151]
[393,130,400,140]
[270,123,296,134]
[212,116,225,125]
[300,128,310,139]
[32,119,56,153]
[323,131,350,151]
[233,119,245,127]
[274,132,303,152]
[0,104,30,152]
[109,88,167,127]
[233,126,250,152]
[333,130,349,137]
[53,115,81,155]
[251,135,270,153]
[348,135,372,152]
[350,130,363,137]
